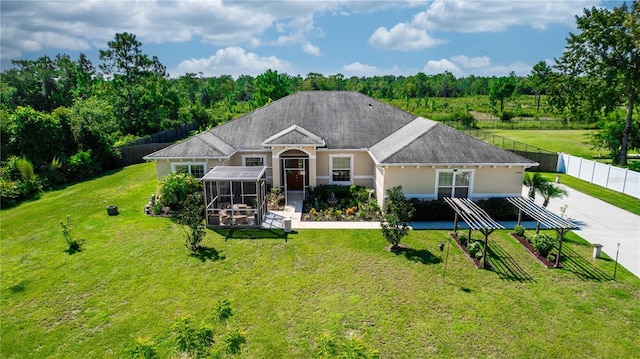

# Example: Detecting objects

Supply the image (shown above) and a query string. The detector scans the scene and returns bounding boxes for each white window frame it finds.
[171,162,207,179]
[435,169,474,199]
[329,154,354,184]
[242,155,267,167]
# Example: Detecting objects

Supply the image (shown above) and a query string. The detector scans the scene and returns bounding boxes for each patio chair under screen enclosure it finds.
[202,166,267,228]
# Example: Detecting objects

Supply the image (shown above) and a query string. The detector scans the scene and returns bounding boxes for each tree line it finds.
[1,1,637,207]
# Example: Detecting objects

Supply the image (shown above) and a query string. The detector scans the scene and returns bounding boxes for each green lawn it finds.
[2,163,639,358]
[487,130,598,158]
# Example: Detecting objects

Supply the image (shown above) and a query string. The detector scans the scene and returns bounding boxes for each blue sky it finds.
[0,0,618,78]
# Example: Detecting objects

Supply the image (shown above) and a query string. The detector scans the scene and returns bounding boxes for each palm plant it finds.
[538,182,568,207]
[523,172,545,199]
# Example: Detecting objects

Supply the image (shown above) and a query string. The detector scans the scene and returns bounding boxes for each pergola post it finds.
[517,208,523,226]
[555,229,567,268]
[481,229,494,269]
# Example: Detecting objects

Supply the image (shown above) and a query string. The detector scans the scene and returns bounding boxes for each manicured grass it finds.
[538,172,640,216]
[487,130,599,158]
[2,163,640,358]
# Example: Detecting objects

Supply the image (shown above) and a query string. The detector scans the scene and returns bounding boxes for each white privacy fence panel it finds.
[557,153,639,199]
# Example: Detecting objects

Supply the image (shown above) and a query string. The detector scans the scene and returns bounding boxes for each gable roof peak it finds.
[262,124,325,147]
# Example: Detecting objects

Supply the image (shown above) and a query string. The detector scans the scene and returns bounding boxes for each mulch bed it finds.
[450,233,491,270]
[510,234,558,268]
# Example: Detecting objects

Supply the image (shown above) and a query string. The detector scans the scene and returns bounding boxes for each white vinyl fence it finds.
[557,153,640,199]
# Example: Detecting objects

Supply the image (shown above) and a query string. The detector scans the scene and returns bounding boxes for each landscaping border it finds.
[510,233,557,268]
[450,233,490,270]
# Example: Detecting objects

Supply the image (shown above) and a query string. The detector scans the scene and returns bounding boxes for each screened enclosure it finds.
[201,166,267,228]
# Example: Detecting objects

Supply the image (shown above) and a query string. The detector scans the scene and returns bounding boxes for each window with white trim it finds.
[330,155,353,184]
[437,170,472,199]
[243,155,266,167]
[172,162,206,178]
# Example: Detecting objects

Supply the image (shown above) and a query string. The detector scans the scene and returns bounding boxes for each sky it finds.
[0,0,620,79]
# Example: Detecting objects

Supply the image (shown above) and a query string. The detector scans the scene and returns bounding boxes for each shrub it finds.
[0,156,43,208]
[60,215,85,253]
[266,187,284,208]
[513,224,526,237]
[211,298,233,324]
[532,234,557,257]
[66,149,101,182]
[171,316,214,358]
[476,198,519,221]
[457,232,468,246]
[128,336,158,359]
[547,253,557,263]
[222,328,246,355]
[159,172,202,210]
[500,110,513,122]
[315,332,379,359]
[467,241,482,258]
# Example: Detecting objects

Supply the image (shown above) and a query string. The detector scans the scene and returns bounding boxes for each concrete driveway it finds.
[539,184,640,279]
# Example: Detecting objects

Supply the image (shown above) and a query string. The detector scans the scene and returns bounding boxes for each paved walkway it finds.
[262,187,640,278]
[541,184,639,279]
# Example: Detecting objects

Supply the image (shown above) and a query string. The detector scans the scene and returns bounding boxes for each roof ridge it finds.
[197,131,234,155]
[369,117,437,163]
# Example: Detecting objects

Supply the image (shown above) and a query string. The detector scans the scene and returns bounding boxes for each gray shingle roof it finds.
[145,91,536,166]
[262,125,325,146]
[144,131,235,159]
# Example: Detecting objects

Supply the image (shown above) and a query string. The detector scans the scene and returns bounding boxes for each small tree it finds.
[176,193,206,251]
[60,215,85,253]
[380,186,414,251]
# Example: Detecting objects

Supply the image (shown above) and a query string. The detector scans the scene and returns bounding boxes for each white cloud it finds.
[369,23,446,51]
[301,43,321,56]
[172,47,292,78]
[451,55,490,69]
[413,0,599,32]
[342,62,377,77]
[424,56,533,77]
[423,59,462,76]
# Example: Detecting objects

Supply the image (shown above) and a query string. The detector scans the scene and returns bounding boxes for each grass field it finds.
[486,130,599,158]
[2,162,639,358]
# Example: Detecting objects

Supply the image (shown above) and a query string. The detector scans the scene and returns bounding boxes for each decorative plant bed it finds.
[450,233,491,270]
[510,234,558,268]
[302,207,381,222]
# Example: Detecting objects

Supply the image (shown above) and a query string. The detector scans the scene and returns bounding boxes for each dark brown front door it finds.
[286,170,303,190]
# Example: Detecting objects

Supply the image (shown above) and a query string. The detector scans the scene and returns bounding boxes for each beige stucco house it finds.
[144,91,537,210]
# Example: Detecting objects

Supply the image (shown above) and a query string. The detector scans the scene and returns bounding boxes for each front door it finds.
[286,170,303,190]
[283,158,305,191]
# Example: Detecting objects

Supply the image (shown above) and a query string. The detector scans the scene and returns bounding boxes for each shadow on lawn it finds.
[487,241,536,283]
[391,246,442,265]
[560,245,611,281]
[190,246,225,262]
[214,228,292,241]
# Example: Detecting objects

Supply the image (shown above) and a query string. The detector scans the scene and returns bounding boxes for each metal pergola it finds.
[507,197,575,268]
[444,197,504,269]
